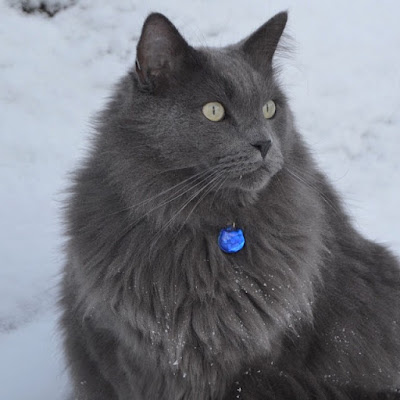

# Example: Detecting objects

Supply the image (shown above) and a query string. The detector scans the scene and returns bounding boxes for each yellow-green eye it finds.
[202,102,225,122]
[263,100,276,119]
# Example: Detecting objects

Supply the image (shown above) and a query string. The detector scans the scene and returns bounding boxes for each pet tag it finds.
[218,225,245,253]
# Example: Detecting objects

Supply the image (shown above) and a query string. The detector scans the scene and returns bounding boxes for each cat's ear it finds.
[240,11,288,72]
[135,13,194,92]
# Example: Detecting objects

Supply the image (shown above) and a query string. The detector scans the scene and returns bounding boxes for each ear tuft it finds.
[241,11,288,71]
[135,13,191,91]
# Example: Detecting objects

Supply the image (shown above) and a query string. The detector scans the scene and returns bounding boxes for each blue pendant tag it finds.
[218,225,245,254]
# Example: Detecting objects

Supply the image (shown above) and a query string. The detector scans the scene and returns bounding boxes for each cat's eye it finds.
[263,100,276,119]
[202,102,225,122]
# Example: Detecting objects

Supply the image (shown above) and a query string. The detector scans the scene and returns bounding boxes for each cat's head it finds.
[97,12,295,216]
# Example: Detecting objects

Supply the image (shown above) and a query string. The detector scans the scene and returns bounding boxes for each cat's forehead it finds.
[199,48,273,99]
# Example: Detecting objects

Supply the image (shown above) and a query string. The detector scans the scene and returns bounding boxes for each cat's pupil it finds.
[212,106,216,115]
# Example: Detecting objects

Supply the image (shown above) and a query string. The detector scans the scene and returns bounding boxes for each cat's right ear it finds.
[135,13,194,92]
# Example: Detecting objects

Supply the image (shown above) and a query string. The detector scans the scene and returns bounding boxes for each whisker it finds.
[127,167,223,231]
[146,171,224,261]
[209,173,229,209]
[129,167,218,210]
[284,167,341,216]
[147,171,225,256]
[158,170,225,233]
[177,172,226,234]
[145,163,204,178]
[140,168,222,217]
[105,165,219,218]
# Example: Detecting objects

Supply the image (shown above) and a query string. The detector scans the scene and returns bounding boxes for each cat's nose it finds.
[251,140,272,159]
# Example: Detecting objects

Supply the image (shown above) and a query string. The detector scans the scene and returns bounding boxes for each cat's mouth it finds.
[224,163,275,192]
[211,147,284,193]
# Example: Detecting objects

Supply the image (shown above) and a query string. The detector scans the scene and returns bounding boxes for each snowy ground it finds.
[0,0,399,399]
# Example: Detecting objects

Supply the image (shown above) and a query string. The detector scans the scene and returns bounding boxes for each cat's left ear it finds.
[239,11,288,72]
[135,13,194,92]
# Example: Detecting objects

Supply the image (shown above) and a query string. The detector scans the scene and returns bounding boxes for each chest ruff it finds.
[104,223,320,397]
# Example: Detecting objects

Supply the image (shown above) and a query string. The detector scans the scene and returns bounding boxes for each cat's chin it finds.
[226,166,278,193]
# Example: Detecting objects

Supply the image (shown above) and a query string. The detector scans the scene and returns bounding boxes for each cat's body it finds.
[60,12,400,400]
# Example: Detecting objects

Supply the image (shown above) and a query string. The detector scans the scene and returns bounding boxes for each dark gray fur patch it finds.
[60,12,400,400]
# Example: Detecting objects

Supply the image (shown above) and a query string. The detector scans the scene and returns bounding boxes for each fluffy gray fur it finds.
[60,12,400,400]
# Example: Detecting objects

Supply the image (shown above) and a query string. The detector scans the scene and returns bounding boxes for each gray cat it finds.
[60,12,400,400]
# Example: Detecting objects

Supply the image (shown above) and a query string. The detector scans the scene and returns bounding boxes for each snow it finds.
[0,0,399,398]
